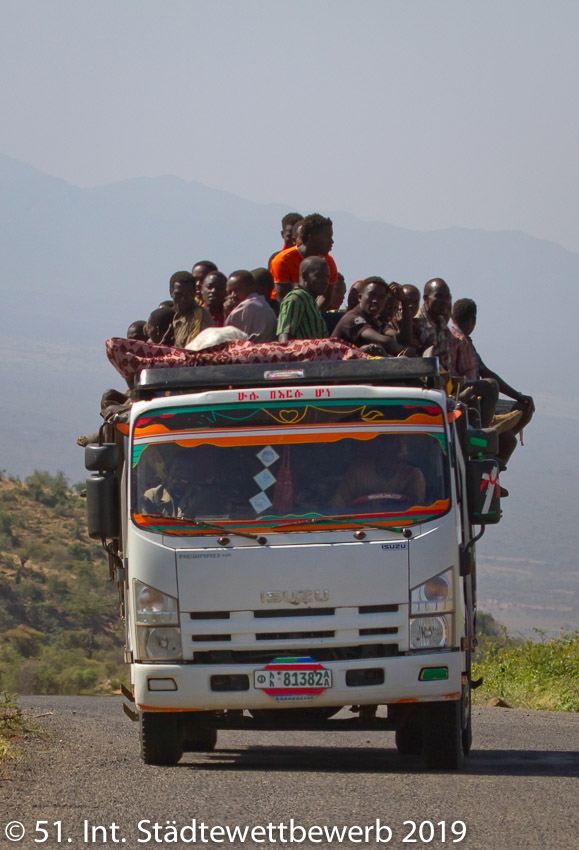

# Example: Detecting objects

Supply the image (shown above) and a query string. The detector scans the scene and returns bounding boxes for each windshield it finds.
[131,398,450,534]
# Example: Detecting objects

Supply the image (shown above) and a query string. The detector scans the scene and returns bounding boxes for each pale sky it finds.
[2,0,578,252]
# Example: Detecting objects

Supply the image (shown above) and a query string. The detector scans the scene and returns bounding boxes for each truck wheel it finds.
[395,722,423,756]
[139,712,183,766]
[422,700,463,770]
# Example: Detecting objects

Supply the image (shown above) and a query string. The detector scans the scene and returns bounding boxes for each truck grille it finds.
[182,604,407,662]
[191,644,400,665]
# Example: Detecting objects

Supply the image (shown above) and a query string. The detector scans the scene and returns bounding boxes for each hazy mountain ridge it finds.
[0,155,577,634]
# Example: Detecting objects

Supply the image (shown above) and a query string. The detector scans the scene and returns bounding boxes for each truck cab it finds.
[86,356,500,769]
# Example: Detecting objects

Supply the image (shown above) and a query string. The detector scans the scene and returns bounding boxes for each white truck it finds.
[85,355,500,769]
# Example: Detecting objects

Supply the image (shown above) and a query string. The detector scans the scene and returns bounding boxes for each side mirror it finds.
[85,443,120,472]
[86,473,120,539]
[467,458,501,525]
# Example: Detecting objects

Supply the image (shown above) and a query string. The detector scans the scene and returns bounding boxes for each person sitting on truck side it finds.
[276,256,330,342]
[322,272,347,334]
[331,277,415,356]
[201,270,228,327]
[76,387,130,447]
[401,284,421,317]
[450,298,535,457]
[191,260,218,301]
[444,298,500,428]
[250,267,279,315]
[126,320,147,341]
[415,280,494,420]
[162,271,213,348]
[414,278,454,370]
[381,282,417,346]
[346,279,365,310]
[146,307,174,345]
[268,211,303,270]
[270,213,338,304]
[224,270,277,342]
[331,435,426,510]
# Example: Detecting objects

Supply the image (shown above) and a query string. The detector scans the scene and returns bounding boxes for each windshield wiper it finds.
[269,516,413,535]
[140,514,267,544]
[188,518,267,545]
[357,523,413,536]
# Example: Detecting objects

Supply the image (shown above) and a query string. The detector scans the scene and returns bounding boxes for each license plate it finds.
[254,668,332,690]
[254,656,332,699]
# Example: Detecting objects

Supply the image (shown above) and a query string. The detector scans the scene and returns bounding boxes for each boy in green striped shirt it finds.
[276,256,330,342]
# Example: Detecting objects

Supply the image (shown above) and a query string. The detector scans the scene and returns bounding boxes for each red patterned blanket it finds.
[106,337,368,383]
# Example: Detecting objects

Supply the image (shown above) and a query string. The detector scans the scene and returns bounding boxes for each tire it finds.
[422,700,463,770]
[395,722,423,756]
[139,712,183,766]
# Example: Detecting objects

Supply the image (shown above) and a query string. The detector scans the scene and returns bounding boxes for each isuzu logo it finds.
[260,589,330,605]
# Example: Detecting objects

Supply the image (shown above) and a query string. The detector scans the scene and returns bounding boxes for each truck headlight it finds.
[411,569,454,615]
[134,581,179,625]
[409,616,449,649]
[137,626,182,660]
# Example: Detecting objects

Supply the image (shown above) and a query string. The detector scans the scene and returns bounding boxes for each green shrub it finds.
[25,470,69,508]
[473,631,579,711]
[0,692,23,760]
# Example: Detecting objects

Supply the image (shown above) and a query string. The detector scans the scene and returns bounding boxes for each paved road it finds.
[1,697,577,850]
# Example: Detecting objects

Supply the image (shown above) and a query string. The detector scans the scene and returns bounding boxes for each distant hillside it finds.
[0,472,124,695]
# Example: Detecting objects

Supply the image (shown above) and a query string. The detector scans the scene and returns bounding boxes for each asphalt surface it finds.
[0,696,577,850]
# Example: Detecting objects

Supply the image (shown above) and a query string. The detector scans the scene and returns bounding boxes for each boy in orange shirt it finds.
[270,213,338,304]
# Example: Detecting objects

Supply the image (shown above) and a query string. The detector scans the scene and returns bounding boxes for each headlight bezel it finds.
[136,625,183,661]
[410,569,454,615]
[134,580,179,626]
[409,615,451,650]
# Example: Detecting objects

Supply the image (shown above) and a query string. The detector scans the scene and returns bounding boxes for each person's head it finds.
[329,273,346,310]
[166,453,194,495]
[378,434,410,470]
[347,279,364,310]
[226,270,256,310]
[169,271,197,315]
[402,284,421,316]
[158,300,175,310]
[201,270,227,315]
[146,307,174,344]
[292,219,305,247]
[358,277,389,318]
[423,278,452,322]
[300,213,334,255]
[281,212,303,248]
[191,260,218,298]
[452,298,477,336]
[299,256,330,297]
[126,320,147,341]
[250,267,274,299]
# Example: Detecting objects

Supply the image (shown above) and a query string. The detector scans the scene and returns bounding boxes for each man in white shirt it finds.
[224,270,278,343]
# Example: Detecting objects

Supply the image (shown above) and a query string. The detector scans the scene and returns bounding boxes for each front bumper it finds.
[133,651,463,711]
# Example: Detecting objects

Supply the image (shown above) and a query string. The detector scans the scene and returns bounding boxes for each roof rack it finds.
[132,357,442,399]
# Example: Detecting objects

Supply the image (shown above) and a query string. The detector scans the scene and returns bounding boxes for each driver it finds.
[141,448,223,519]
[330,435,426,510]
